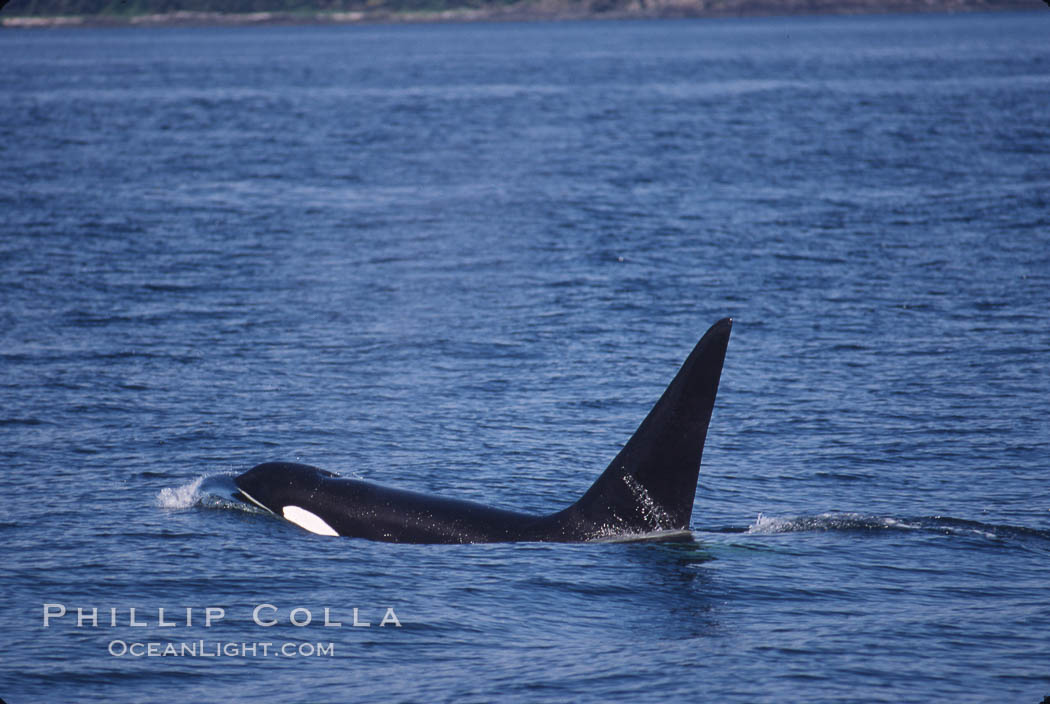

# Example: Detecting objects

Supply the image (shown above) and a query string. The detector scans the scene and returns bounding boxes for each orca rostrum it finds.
[233,318,732,543]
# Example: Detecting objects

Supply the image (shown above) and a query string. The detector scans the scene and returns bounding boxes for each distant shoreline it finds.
[1,0,1043,28]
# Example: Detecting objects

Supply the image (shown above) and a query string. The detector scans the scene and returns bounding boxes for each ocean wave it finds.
[743,512,1050,547]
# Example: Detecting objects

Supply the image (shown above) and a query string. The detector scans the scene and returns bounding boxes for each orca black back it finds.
[233,318,732,543]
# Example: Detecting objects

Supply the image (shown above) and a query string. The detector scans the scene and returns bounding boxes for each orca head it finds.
[233,462,341,536]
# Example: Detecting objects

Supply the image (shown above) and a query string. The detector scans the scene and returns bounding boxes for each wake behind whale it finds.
[228,318,733,543]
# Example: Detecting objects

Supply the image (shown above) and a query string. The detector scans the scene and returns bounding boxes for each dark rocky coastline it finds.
[1,0,1044,28]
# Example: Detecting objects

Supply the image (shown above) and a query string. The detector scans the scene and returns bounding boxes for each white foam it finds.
[590,528,695,544]
[746,512,922,534]
[156,476,205,509]
[746,512,792,534]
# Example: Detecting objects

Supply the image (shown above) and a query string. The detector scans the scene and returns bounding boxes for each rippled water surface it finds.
[2,12,1049,703]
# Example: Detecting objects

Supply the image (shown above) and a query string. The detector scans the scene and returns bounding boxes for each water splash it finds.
[156,476,205,509]
[623,474,675,529]
[156,474,264,512]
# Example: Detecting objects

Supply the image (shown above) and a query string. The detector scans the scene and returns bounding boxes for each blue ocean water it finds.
[2,11,1049,702]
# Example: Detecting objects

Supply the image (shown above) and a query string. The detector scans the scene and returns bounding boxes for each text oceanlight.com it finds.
[108,640,335,658]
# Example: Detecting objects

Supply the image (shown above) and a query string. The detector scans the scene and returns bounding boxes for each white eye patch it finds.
[281,505,339,536]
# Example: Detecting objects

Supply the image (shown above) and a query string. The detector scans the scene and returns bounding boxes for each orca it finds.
[232,318,732,543]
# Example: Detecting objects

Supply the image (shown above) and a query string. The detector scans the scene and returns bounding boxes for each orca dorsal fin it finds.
[564,318,732,536]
